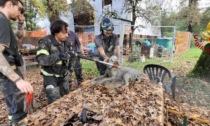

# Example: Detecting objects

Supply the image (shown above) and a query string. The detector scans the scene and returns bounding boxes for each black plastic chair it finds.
[143,64,176,99]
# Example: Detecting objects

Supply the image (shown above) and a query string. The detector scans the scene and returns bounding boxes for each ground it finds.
[0,48,210,125]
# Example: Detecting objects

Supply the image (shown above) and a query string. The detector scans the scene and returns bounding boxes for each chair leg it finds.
[182,116,187,126]
[171,75,176,99]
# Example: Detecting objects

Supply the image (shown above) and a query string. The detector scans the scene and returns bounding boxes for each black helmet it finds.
[100,18,114,31]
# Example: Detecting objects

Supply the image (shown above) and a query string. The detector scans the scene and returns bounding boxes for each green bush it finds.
[163,32,173,37]
[190,37,196,48]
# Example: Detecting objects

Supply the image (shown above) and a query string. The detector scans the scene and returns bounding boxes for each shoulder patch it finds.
[70,41,75,46]
[39,43,46,49]
[51,45,58,51]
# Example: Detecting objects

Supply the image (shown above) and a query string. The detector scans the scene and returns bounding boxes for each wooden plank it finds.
[174,32,191,54]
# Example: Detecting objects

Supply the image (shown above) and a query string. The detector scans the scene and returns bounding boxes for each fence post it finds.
[119,25,124,64]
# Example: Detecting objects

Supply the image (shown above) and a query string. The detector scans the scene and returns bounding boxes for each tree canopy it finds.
[103,0,160,32]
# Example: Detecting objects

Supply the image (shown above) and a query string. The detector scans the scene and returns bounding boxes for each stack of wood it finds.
[28,77,164,126]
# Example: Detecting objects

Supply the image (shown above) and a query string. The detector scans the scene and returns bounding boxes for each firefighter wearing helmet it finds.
[95,18,120,75]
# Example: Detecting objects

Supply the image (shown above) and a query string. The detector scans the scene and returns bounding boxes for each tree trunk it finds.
[129,22,135,52]
[49,13,60,23]
[188,24,193,33]
[47,0,60,23]
[129,32,133,52]
[191,43,210,76]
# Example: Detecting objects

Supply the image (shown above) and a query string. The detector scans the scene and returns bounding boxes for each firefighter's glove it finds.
[23,93,37,113]
[64,70,72,82]
[103,56,109,62]
[59,52,70,61]
[67,51,76,57]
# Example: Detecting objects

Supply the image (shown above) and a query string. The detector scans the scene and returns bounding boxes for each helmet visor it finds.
[102,22,114,31]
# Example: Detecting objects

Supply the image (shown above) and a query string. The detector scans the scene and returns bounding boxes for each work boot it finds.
[8,118,28,126]
[45,86,61,104]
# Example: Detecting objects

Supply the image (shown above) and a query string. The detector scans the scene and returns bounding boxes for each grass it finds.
[82,47,202,76]
[123,47,202,72]
[179,47,202,59]
[81,60,99,77]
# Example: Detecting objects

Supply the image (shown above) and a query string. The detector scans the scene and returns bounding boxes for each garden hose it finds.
[167,108,210,125]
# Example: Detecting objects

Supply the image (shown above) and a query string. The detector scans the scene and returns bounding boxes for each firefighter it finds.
[36,20,72,104]
[95,18,120,75]
[66,27,84,88]
[0,0,34,125]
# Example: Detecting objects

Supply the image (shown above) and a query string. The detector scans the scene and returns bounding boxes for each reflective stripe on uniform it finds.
[8,115,12,120]
[36,49,49,55]
[41,69,61,77]
[56,61,62,65]
[10,65,17,70]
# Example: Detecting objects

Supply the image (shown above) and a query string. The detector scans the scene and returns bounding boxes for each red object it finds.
[113,64,119,68]
[26,93,33,107]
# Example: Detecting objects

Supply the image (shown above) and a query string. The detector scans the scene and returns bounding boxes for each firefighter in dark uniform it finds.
[66,27,84,87]
[95,18,120,75]
[36,20,72,104]
[0,0,33,125]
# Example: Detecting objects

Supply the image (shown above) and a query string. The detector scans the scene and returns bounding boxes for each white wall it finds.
[133,1,161,36]
[36,0,161,36]
[60,11,75,32]
[89,0,102,35]
[36,11,74,34]
[36,16,51,34]
[89,0,131,35]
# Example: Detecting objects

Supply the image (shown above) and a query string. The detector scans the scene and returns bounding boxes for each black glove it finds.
[64,70,72,82]
[67,51,76,57]
[59,52,70,61]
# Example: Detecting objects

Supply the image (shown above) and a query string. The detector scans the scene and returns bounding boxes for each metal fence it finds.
[74,25,176,64]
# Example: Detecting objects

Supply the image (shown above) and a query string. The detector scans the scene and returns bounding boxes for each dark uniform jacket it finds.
[0,12,23,78]
[95,33,119,58]
[66,31,81,53]
[36,35,71,77]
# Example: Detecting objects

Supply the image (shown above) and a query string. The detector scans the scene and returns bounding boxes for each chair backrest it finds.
[143,64,172,84]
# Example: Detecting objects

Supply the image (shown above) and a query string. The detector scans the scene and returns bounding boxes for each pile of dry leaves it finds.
[0,67,209,125]
[28,77,164,126]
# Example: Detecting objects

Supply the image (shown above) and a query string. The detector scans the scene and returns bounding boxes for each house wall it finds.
[36,11,75,34]
[60,11,75,32]
[133,0,161,36]
[89,0,161,36]
[36,0,162,39]
[89,0,131,35]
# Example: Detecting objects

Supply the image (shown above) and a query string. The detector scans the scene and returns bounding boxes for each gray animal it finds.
[91,56,141,87]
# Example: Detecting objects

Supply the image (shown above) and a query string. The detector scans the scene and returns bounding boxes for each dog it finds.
[91,56,141,87]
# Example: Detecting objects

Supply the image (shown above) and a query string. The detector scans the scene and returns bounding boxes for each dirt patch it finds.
[175,77,210,109]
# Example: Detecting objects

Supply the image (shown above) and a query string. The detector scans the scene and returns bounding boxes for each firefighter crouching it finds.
[36,20,72,104]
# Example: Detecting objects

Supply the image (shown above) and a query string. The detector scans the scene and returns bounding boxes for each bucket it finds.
[156,38,173,53]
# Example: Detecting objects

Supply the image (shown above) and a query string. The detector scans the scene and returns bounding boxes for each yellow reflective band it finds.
[36,49,49,55]
[8,115,12,120]
[56,61,62,65]
[101,24,106,28]
[41,69,61,77]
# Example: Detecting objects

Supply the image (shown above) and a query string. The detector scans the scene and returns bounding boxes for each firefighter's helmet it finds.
[100,18,114,31]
